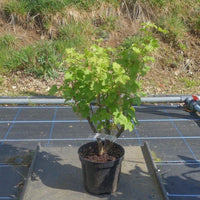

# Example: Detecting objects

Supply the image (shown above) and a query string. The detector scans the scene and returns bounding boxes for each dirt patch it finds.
[0,13,42,47]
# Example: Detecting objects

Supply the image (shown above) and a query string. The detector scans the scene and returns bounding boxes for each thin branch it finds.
[87,116,97,133]
[97,138,104,156]
[90,103,94,115]
[116,125,125,138]
[105,119,111,135]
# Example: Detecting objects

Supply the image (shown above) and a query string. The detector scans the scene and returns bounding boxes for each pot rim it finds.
[78,141,125,164]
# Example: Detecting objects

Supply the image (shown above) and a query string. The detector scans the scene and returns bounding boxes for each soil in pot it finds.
[78,141,124,195]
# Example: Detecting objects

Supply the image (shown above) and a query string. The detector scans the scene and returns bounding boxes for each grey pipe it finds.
[141,96,192,103]
[0,95,199,105]
[0,98,65,105]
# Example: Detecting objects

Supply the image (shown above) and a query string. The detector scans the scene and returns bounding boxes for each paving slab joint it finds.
[142,142,169,200]
[20,144,40,200]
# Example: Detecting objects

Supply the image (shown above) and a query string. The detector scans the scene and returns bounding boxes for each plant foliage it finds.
[50,23,163,144]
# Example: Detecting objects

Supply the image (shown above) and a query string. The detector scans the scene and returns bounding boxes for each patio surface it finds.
[0,105,200,200]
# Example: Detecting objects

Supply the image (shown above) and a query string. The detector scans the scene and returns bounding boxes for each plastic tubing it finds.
[0,95,200,105]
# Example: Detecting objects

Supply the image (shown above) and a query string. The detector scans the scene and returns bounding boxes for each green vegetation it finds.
[0,20,96,78]
[0,34,17,49]
[0,0,120,78]
[3,42,61,78]
[50,23,161,154]
[179,77,200,88]
[144,0,200,46]
[3,0,119,16]
[0,0,199,82]
[56,20,95,50]
[158,14,187,43]
[0,34,18,72]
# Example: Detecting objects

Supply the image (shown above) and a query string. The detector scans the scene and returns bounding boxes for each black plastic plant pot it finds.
[78,141,125,195]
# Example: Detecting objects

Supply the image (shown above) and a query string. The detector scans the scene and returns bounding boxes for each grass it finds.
[0,34,18,72]
[179,77,200,88]
[144,0,200,48]
[2,41,62,78]
[3,0,119,16]
[158,14,187,43]
[0,34,17,49]
[0,20,96,78]
[0,0,199,81]
[0,0,119,77]
[56,20,95,50]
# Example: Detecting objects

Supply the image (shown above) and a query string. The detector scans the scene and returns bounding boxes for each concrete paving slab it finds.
[21,145,165,200]
[0,165,29,199]
[159,164,200,195]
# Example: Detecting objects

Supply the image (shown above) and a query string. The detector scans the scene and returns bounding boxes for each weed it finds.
[143,0,167,7]
[94,15,118,40]
[95,15,118,32]
[0,34,17,49]
[2,42,62,78]
[0,35,18,72]
[178,43,187,51]
[151,151,162,162]
[0,21,95,78]
[56,20,94,50]
[4,0,65,16]
[66,0,119,10]
[158,14,187,45]
[191,16,200,33]
[179,77,200,88]
[3,0,119,16]
[3,0,27,16]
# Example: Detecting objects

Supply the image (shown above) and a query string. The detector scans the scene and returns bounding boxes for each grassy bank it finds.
[0,0,199,95]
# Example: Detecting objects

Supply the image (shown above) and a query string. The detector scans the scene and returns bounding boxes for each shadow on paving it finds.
[0,143,34,163]
[161,155,200,200]
[0,144,32,199]
[136,106,193,120]
[27,148,163,200]
[189,112,200,127]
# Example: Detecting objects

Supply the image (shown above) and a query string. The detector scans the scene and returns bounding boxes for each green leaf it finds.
[131,96,141,106]
[49,85,58,96]
[113,111,134,132]
[132,46,141,54]
[113,62,122,73]
[65,71,73,80]
[143,56,155,63]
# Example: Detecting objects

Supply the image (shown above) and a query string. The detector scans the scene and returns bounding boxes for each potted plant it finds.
[50,23,165,195]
